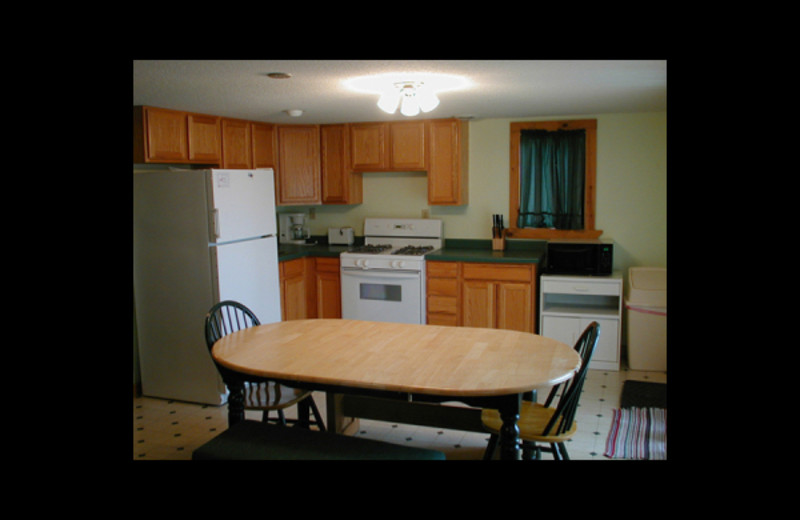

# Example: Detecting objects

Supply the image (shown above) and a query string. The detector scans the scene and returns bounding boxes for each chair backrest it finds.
[541,321,600,436]
[205,300,261,351]
[204,301,261,382]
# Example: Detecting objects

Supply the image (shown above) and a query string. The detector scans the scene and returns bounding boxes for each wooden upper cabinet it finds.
[428,118,468,205]
[251,122,277,169]
[390,121,426,170]
[350,121,427,171]
[134,105,467,207]
[321,124,361,204]
[187,114,221,163]
[221,118,252,169]
[134,106,188,162]
[277,125,321,205]
[134,106,221,164]
[350,122,388,170]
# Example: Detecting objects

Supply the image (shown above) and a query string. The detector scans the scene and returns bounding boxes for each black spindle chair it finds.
[481,321,600,460]
[205,300,325,431]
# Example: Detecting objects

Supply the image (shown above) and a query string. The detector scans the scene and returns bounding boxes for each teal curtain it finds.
[518,129,586,230]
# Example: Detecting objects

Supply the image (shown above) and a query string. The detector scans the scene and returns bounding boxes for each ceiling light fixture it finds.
[344,73,470,117]
[377,81,439,117]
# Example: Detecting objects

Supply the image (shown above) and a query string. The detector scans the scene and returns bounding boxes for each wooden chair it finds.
[205,301,325,431]
[481,321,600,460]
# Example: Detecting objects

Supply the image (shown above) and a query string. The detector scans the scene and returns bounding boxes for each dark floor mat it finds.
[620,380,666,409]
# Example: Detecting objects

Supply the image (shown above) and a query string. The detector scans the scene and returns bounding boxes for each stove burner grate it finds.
[393,245,434,256]
[349,244,392,253]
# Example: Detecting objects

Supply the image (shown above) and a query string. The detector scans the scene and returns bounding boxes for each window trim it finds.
[508,119,601,239]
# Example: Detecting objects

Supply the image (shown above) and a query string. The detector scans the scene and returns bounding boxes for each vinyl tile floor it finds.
[133,365,666,460]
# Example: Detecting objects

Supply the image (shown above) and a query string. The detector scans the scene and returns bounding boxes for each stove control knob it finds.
[392,260,405,269]
[359,259,369,269]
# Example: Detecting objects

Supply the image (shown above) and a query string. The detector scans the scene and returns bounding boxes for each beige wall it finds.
[280,110,668,276]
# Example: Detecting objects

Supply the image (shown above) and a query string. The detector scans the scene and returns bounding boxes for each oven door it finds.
[340,268,423,324]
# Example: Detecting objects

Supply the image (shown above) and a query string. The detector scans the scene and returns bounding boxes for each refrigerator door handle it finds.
[211,209,220,240]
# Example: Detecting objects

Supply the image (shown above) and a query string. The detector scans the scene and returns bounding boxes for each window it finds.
[509,119,601,239]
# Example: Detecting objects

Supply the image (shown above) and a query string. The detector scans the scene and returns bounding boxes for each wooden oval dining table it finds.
[211,319,581,460]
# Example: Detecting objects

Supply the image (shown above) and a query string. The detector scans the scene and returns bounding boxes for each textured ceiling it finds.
[133,60,666,125]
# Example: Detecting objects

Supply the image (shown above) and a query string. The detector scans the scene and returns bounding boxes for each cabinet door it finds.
[321,124,361,204]
[221,119,253,169]
[251,122,277,169]
[277,125,321,205]
[280,258,311,320]
[144,106,188,162]
[315,257,341,319]
[350,123,387,170]
[390,121,426,170]
[496,282,532,332]
[282,275,308,320]
[462,280,495,329]
[541,316,619,364]
[316,271,341,318]
[541,316,579,347]
[187,114,221,163]
[587,318,619,364]
[428,119,467,205]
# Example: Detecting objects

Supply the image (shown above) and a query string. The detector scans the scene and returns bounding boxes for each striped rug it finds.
[604,407,667,460]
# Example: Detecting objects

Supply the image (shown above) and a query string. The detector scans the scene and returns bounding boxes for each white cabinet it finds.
[540,273,623,370]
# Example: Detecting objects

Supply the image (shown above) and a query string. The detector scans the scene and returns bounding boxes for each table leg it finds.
[297,398,310,429]
[227,380,245,427]
[498,394,521,460]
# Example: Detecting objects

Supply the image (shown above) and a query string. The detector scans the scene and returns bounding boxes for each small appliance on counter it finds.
[279,213,311,244]
[328,227,355,245]
[545,238,613,276]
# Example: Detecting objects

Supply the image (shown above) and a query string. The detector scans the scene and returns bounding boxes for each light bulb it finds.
[399,85,420,116]
[418,90,439,112]
[377,90,400,113]
[400,94,420,116]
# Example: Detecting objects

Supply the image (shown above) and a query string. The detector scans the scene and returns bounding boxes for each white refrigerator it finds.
[133,167,281,405]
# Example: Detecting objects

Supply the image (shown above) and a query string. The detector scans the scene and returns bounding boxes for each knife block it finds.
[492,236,505,251]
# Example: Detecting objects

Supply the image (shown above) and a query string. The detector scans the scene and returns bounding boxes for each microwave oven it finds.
[545,239,613,276]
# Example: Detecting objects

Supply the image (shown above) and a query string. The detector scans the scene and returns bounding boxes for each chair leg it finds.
[549,443,561,460]
[277,409,287,426]
[557,442,570,460]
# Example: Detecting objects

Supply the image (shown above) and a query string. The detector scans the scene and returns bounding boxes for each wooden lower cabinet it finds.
[427,261,536,333]
[315,257,341,319]
[279,257,313,320]
[280,257,535,331]
[426,261,460,326]
[279,256,341,320]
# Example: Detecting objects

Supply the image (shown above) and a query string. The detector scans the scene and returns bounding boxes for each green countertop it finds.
[277,242,351,261]
[427,239,545,264]
[278,238,545,264]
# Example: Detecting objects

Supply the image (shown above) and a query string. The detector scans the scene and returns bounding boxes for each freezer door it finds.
[134,168,227,405]
[213,235,282,324]
[208,168,277,242]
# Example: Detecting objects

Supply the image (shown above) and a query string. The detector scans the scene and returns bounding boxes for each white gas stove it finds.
[340,218,442,324]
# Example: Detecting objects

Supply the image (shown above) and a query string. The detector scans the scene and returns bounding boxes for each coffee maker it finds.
[279,213,311,244]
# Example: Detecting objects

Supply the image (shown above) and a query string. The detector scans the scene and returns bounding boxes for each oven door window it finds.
[360,283,401,302]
